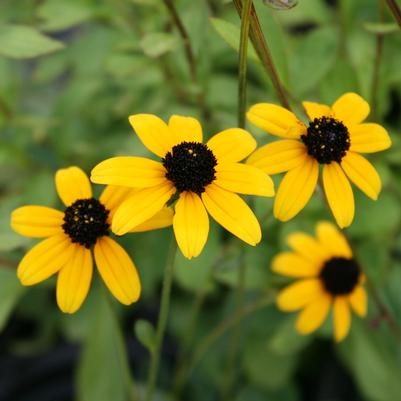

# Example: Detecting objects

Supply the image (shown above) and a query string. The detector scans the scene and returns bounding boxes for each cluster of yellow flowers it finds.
[11,92,391,342]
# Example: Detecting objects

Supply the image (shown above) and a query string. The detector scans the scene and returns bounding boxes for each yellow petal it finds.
[341,152,381,200]
[332,93,370,126]
[296,293,331,335]
[349,123,391,153]
[276,278,324,311]
[274,156,319,221]
[168,115,203,144]
[99,185,135,221]
[94,237,141,305]
[247,140,307,175]
[315,221,352,258]
[128,114,178,157]
[55,166,92,207]
[112,182,175,235]
[206,128,256,162]
[302,101,332,121]
[18,234,74,285]
[56,245,93,314]
[201,183,261,246]
[322,163,355,228]
[215,162,274,197]
[91,157,167,188]
[173,192,209,259]
[11,206,63,238]
[349,285,367,317]
[272,252,320,278]
[286,232,328,264]
[247,103,306,138]
[333,296,351,342]
[130,207,174,232]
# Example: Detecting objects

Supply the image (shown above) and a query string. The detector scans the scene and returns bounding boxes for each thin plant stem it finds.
[144,239,178,401]
[185,292,275,378]
[385,0,401,28]
[237,0,253,128]
[371,0,385,116]
[163,0,197,82]
[220,250,247,401]
[162,0,209,121]
[233,0,291,109]
[104,292,138,401]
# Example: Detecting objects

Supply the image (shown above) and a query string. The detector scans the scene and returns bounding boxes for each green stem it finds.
[220,251,247,401]
[385,0,401,28]
[144,239,178,401]
[162,0,197,82]
[237,0,253,128]
[233,0,291,109]
[371,0,385,116]
[184,292,275,382]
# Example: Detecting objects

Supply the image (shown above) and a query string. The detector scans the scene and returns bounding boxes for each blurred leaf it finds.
[338,319,401,401]
[0,268,25,331]
[0,24,64,59]
[77,287,134,401]
[363,22,399,35]
[134,319,156,352]
[140,33,179,58]
[243,338,297,390]
[210,18,259,62]
[290,27,338,95]
[37,0,92,32]
[348,192,401,238]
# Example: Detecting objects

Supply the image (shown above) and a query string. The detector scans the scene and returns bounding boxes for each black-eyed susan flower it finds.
[273,221,367,342]
[91,115,275,259]
[247,93,391,228]
[11,166,173,313]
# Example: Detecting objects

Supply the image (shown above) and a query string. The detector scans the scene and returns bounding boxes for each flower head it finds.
[11,166,173,313]
[91,115,275,259]
[247,93,392,227]
[273,221,367,342]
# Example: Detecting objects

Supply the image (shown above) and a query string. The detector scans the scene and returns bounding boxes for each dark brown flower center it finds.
[320,257,360,295]
[62,198,110,248]
[301,117,350,164]
[162,141,217,194]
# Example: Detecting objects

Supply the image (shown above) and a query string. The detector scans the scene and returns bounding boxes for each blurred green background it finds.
[1,0,401,400]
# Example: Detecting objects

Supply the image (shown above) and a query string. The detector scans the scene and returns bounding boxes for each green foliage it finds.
[1,0,401,400]
[0,24,64,58]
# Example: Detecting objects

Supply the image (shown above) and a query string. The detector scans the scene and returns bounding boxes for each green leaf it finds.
[363,22,399,35]
[77,287,134,401]
[289,27,338,95]
[140,33,179,58]
[0,269,25,331]
[134,319,156,352]
[37,0,93,32]
[338,319,401,401]
[209,18,259,62]
[0,24,64,59]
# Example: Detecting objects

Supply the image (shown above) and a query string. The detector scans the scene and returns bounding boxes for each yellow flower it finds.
[247,92,391,228]
[91,114,275,259]
[10,166,173,314]
[273,221,367,342]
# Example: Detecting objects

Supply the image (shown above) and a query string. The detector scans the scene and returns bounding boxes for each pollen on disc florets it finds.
[162,141,217,194]
[301,117,350,164]
[62,198,110,248]
[319,257,360,295]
